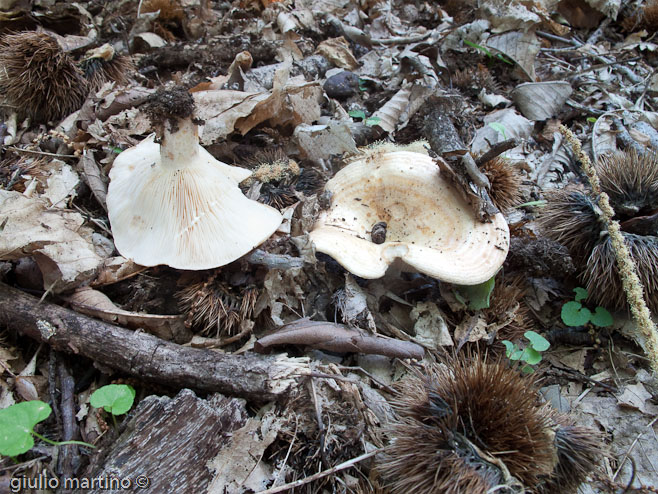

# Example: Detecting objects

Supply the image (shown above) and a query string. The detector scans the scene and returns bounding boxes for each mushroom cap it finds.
[309,150,509,283]
[107,135,282,270]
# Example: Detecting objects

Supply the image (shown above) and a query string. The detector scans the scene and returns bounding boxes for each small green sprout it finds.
[0,401,94,457]
[587,117,597,123]
[348,109,381,127]
[502,331,551,373]
[488,122,508,140]
[453,275,496,310]
[463,39,513,64]
[90,384,135,428]
[561,288,613,327]
[514,200,547,208]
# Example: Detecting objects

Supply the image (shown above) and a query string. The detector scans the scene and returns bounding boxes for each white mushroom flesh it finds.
[310,150,509,283]
[107,119,282,270]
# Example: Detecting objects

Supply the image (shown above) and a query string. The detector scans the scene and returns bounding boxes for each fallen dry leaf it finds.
[67,286,191,343]
[206,413,283,493]
[486,30,540,81]
[315,36,359,70]
[617,383,658,415]
[511,81,573,121]
[0,190,103,292]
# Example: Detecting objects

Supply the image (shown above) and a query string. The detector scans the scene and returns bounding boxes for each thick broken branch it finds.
[0,283,307,402]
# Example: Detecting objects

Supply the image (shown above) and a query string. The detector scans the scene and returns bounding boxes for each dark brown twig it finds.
[475,139,519,166]
[57,356,80,482]
[255,319,424,360]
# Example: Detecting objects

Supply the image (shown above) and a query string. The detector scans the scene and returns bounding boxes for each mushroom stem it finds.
[161,118,200,170]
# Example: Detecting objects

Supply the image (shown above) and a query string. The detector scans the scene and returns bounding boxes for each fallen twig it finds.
[255,318,424,360]
[475,139,519,166]
[245,249,305,270]
[256,448,382,494]
[0,283,308,401]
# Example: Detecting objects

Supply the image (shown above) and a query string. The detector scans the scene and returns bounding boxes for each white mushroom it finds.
[310,149,509,283]
[106,117,283,270]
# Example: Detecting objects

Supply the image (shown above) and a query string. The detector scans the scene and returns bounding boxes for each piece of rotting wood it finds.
[77,389,247,494]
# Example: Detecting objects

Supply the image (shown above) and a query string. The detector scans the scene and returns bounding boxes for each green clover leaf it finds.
[0,401,52,457]
[90,385,136,416]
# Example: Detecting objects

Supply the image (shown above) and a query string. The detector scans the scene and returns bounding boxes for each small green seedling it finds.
[463,39,513,65]
[502,331,550,374]
[488,122,508,140]
[561,288,613,327]
[587,117,597,123]
[0,401,94,457]
[90,384,135,428]
[453,275,496,310]
[348,109,381,127]
[514,200,547,209]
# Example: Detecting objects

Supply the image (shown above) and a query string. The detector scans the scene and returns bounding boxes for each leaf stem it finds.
[32,431,95,449]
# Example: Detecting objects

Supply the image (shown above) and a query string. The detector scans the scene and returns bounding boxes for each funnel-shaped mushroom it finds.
[107,118,283,269]
[310,150,509,283]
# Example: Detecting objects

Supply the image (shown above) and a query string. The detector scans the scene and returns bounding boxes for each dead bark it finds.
[77,389,247,494]
[0,283,306,402]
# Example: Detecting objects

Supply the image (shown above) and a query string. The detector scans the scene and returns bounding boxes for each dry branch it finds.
[255,319,425,360]
[0,283,307,402]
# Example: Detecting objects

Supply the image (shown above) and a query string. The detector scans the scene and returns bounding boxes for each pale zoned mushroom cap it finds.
[310,150,509,283]
[107,134,282,270]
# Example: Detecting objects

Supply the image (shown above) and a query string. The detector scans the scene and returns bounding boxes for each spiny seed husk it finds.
[80,55,134,93]
[597,150,658,218]
[481,276,532,351]
[0,32,88,122]
[481,157,524,211]
[537,187,602,263]
[584,234,658,312]
[377,358,556,494]
[544,423,605,493]
[177,276,257,337]
[243,150,323,208]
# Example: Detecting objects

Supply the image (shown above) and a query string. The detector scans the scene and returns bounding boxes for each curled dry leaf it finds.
[511,81,573,121]
[410,301,453,349]
[471,108,534,156]
[206,413,284,493]
[485,30,541,81]
[0,190,103,292]
[67,286,191,343]
[194,66,323,145]
[315,36,359,71]
[80,149,107,210]
[479,2,541,32]
[255,319,425,360]
[372,86,411,133]
[92,257,147,286]
[293,121,357,168]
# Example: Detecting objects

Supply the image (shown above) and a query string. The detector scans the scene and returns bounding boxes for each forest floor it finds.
[1,0,658,492]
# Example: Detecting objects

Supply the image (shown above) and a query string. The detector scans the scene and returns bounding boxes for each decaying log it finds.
[77,389,247,494]
[0,283,307,402]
